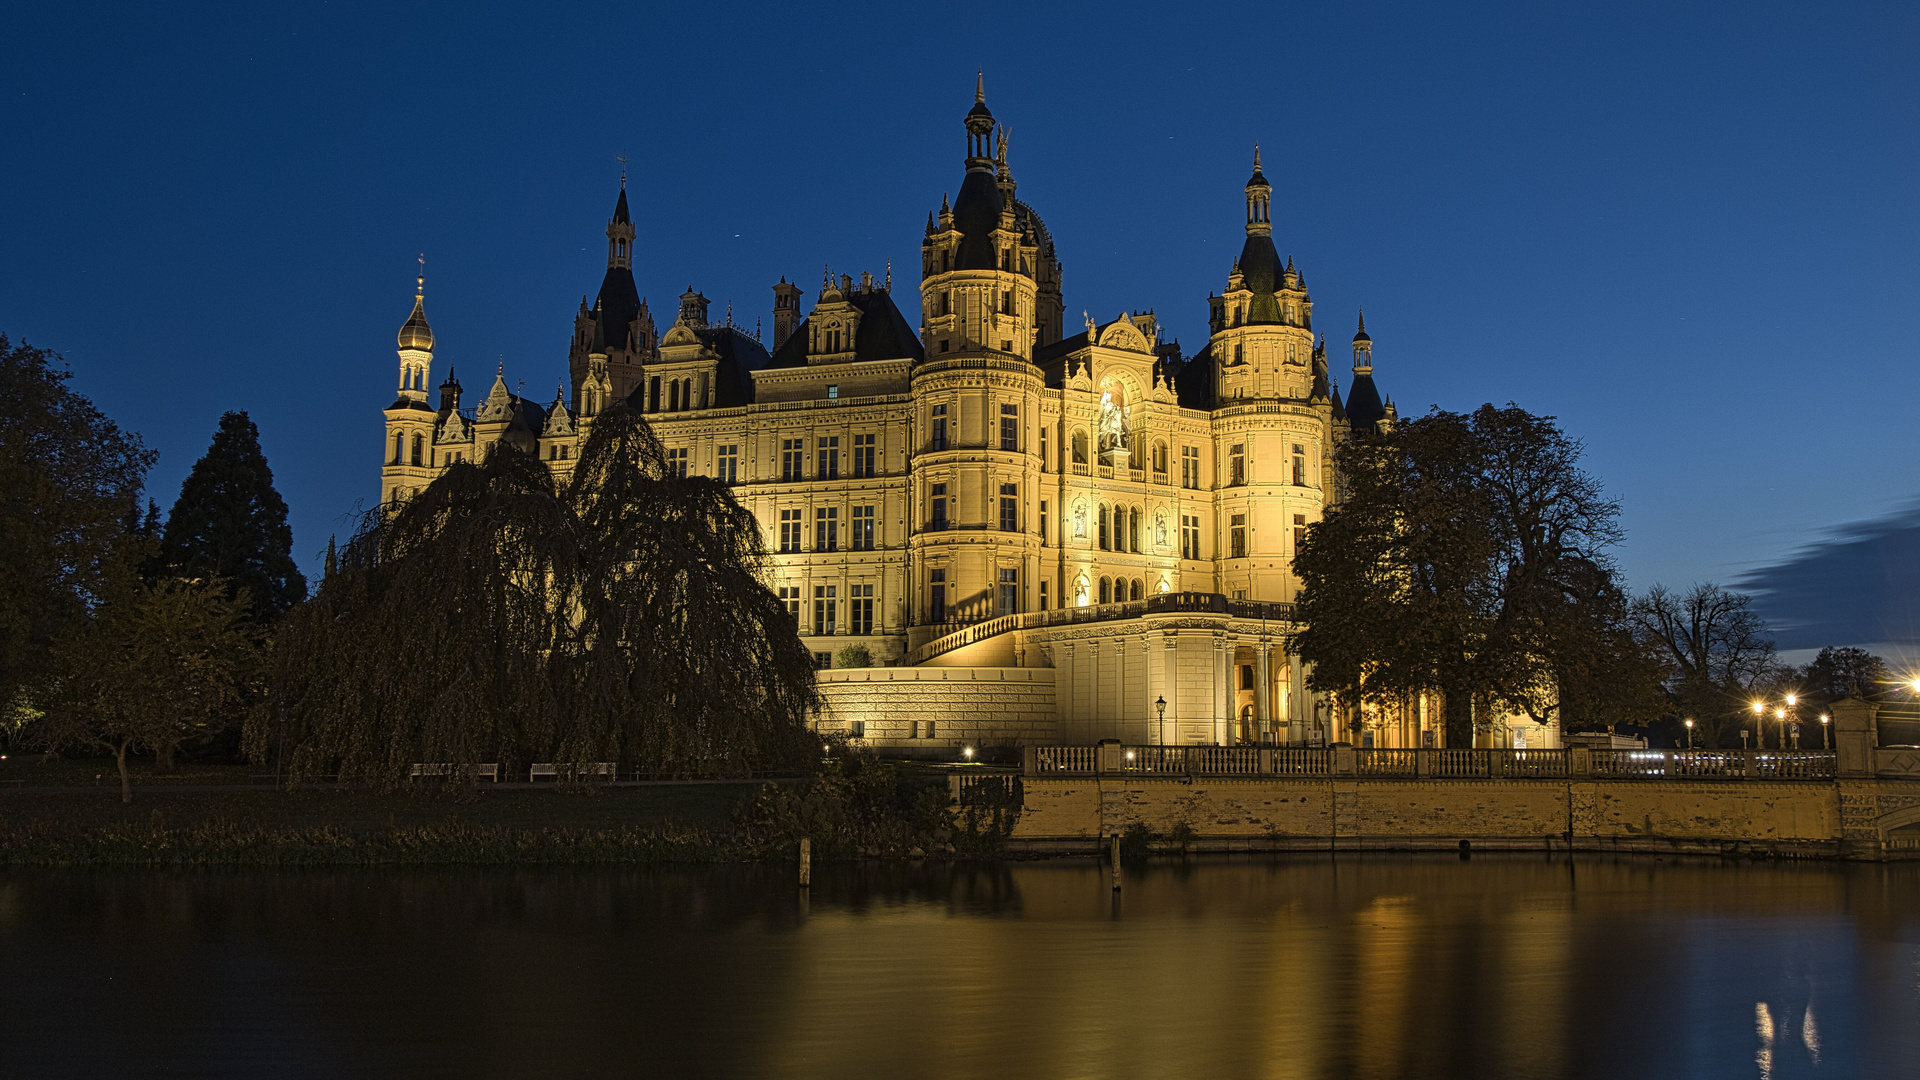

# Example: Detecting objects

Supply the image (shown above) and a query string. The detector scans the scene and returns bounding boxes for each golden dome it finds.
[397,277,434,351]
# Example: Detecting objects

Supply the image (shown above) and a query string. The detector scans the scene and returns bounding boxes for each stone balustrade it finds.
[1021,745,1840,781]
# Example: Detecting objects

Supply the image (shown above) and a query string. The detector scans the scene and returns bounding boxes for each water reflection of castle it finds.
[376,81,1506,751]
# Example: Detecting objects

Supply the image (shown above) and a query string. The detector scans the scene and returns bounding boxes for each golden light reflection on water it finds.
[0,857,1916,1078]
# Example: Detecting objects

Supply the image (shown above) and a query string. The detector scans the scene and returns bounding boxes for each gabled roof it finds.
[764,288,925,369]
[695,325,771,408]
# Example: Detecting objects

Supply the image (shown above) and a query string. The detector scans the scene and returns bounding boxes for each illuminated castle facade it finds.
[379,83,1550,751]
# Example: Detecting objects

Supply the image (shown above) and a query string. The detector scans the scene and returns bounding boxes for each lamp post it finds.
[1155,695,1167,746]
[1784,693,1799,750]
[1683,718,1694,750]
[1819,713,1831,750]
[1746,701,1763,751]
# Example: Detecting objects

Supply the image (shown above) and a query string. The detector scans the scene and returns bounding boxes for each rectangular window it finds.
[826,384,839,399]
[1182,514,1201,560]
[1230,513,1247,559]
[847,718,864,736]
[930,569,947,624]
[851,505,876,551]
[930,483,948,531]
[1241,664,1255,690]
[648,376,661,412]
[717,444,738,484]
[852,433,875,478]
[778,509,802,553]
[778,586,801,624]
[1039,427,1050,471]
[997,567,1018,616]
[1182,446,1200,489]
[1293,513,1307,553]
[849,584,874,635]
[1000,403,1019,451]
[666,447,688,478]
[1292,443,1306,486]
[816,652,835,670]
[818,437,839,480]
[910,720,920,739]
[1039,579,1049,610]
[815,507,838,552]
[813,584,837,636]
[999,483,1018,532]
[781,438,804,481]
[1230,444,1246,486]
[1039,500,1048,543]
[930,404,948,451]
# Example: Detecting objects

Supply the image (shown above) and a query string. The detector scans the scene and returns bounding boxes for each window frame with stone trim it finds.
[716,443,738,484]
[1230,513,1248,559]
[1000,403,1019,451]
[852,433,876,478]
[781,438,804,481]
[812,584,837,636]
[814,506,839,552]
[817,436,839,480]
[850,504,876,551]
[849,583,874,635]
[998,483,1018,532]
[778,509,803,554]
[1181,445,1200,489]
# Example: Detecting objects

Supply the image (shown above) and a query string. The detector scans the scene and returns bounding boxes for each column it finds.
[1254,644,1273,745]
[1214,634,1234,746]
[1160,630,1180,746]
[1057,641,1076,738]
[1288,651,1307,745]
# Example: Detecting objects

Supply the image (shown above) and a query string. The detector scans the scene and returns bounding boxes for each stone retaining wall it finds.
[1008,775,1910,858]
[817,667,1056,755]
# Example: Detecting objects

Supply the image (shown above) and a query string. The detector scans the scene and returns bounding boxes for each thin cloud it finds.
[1734,502,1920,651]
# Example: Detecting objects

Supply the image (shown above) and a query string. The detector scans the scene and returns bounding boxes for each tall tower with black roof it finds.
[568,174,657,404]
[907,76,1056,634]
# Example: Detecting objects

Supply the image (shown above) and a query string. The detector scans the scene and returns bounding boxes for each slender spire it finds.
[976,69,985,103]
[397,254,434,351]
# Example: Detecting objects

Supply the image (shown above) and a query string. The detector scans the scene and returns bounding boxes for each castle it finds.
[379,82,1551,752]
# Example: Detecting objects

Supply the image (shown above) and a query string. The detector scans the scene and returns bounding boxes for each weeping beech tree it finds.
[253,405,819,786]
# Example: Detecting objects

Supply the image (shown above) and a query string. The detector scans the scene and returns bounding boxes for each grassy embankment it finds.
[0,755,1014,867]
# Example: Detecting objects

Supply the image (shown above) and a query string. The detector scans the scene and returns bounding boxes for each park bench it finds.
[528,762,617,782]
[408,763,499,781]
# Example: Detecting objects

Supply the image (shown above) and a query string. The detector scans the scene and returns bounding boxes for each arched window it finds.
[1099,577,1112,604]
[1129,507,1141,553]
[668,381,680,411]
[1072,430,1089,464]
[392,433,403,464]
[410,434,423,466]
[1098,505,1111,550]
[1131,578,1144,601]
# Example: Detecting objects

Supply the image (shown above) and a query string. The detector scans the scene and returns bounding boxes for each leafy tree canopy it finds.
[160,411,307,620]
[255,405,820,786]
[1291,404,1661,745]
[1628,582,1779,746]
[0,335,155,718]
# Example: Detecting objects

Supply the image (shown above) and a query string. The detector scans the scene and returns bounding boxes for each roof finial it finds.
[416,253,425,297]
[822,264,831,290]
[976,69,985,104]
[884,260,892,290]
[616,153,628,188]
[1253,143,1262,172]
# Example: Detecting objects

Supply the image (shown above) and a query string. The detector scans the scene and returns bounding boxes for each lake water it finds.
[1,856,1917,1079]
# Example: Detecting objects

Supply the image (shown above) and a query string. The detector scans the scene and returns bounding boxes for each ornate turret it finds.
[1245,145,1272,238]
[395,258,433,406]
[606,166,634,271]
[1345,311,1386,432]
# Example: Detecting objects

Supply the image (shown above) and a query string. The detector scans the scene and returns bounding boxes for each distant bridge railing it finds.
[1022,746,1838,781]
[909,592,1297,665]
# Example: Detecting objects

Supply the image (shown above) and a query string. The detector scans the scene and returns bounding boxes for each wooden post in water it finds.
[799,837,811,889]
[1110,833,1121,891]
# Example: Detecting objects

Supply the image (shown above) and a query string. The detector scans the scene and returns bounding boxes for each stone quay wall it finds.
[817,667,1056,756]
[994,743,1920,860]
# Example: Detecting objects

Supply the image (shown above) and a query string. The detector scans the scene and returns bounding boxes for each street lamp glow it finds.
[962,746,974,760]
[1751,701,1765,715]
[1785,694,1796,707]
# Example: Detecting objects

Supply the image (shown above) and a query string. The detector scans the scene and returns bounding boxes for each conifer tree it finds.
[160,411,307,620]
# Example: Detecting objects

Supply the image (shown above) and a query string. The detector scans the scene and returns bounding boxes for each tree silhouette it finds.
[160,411,306,620]
[255,404,819,785]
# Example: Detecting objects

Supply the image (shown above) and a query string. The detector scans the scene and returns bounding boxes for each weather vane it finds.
[616,154,628,186]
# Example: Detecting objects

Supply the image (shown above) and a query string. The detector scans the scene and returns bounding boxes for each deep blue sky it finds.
[5,2,1916,648]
